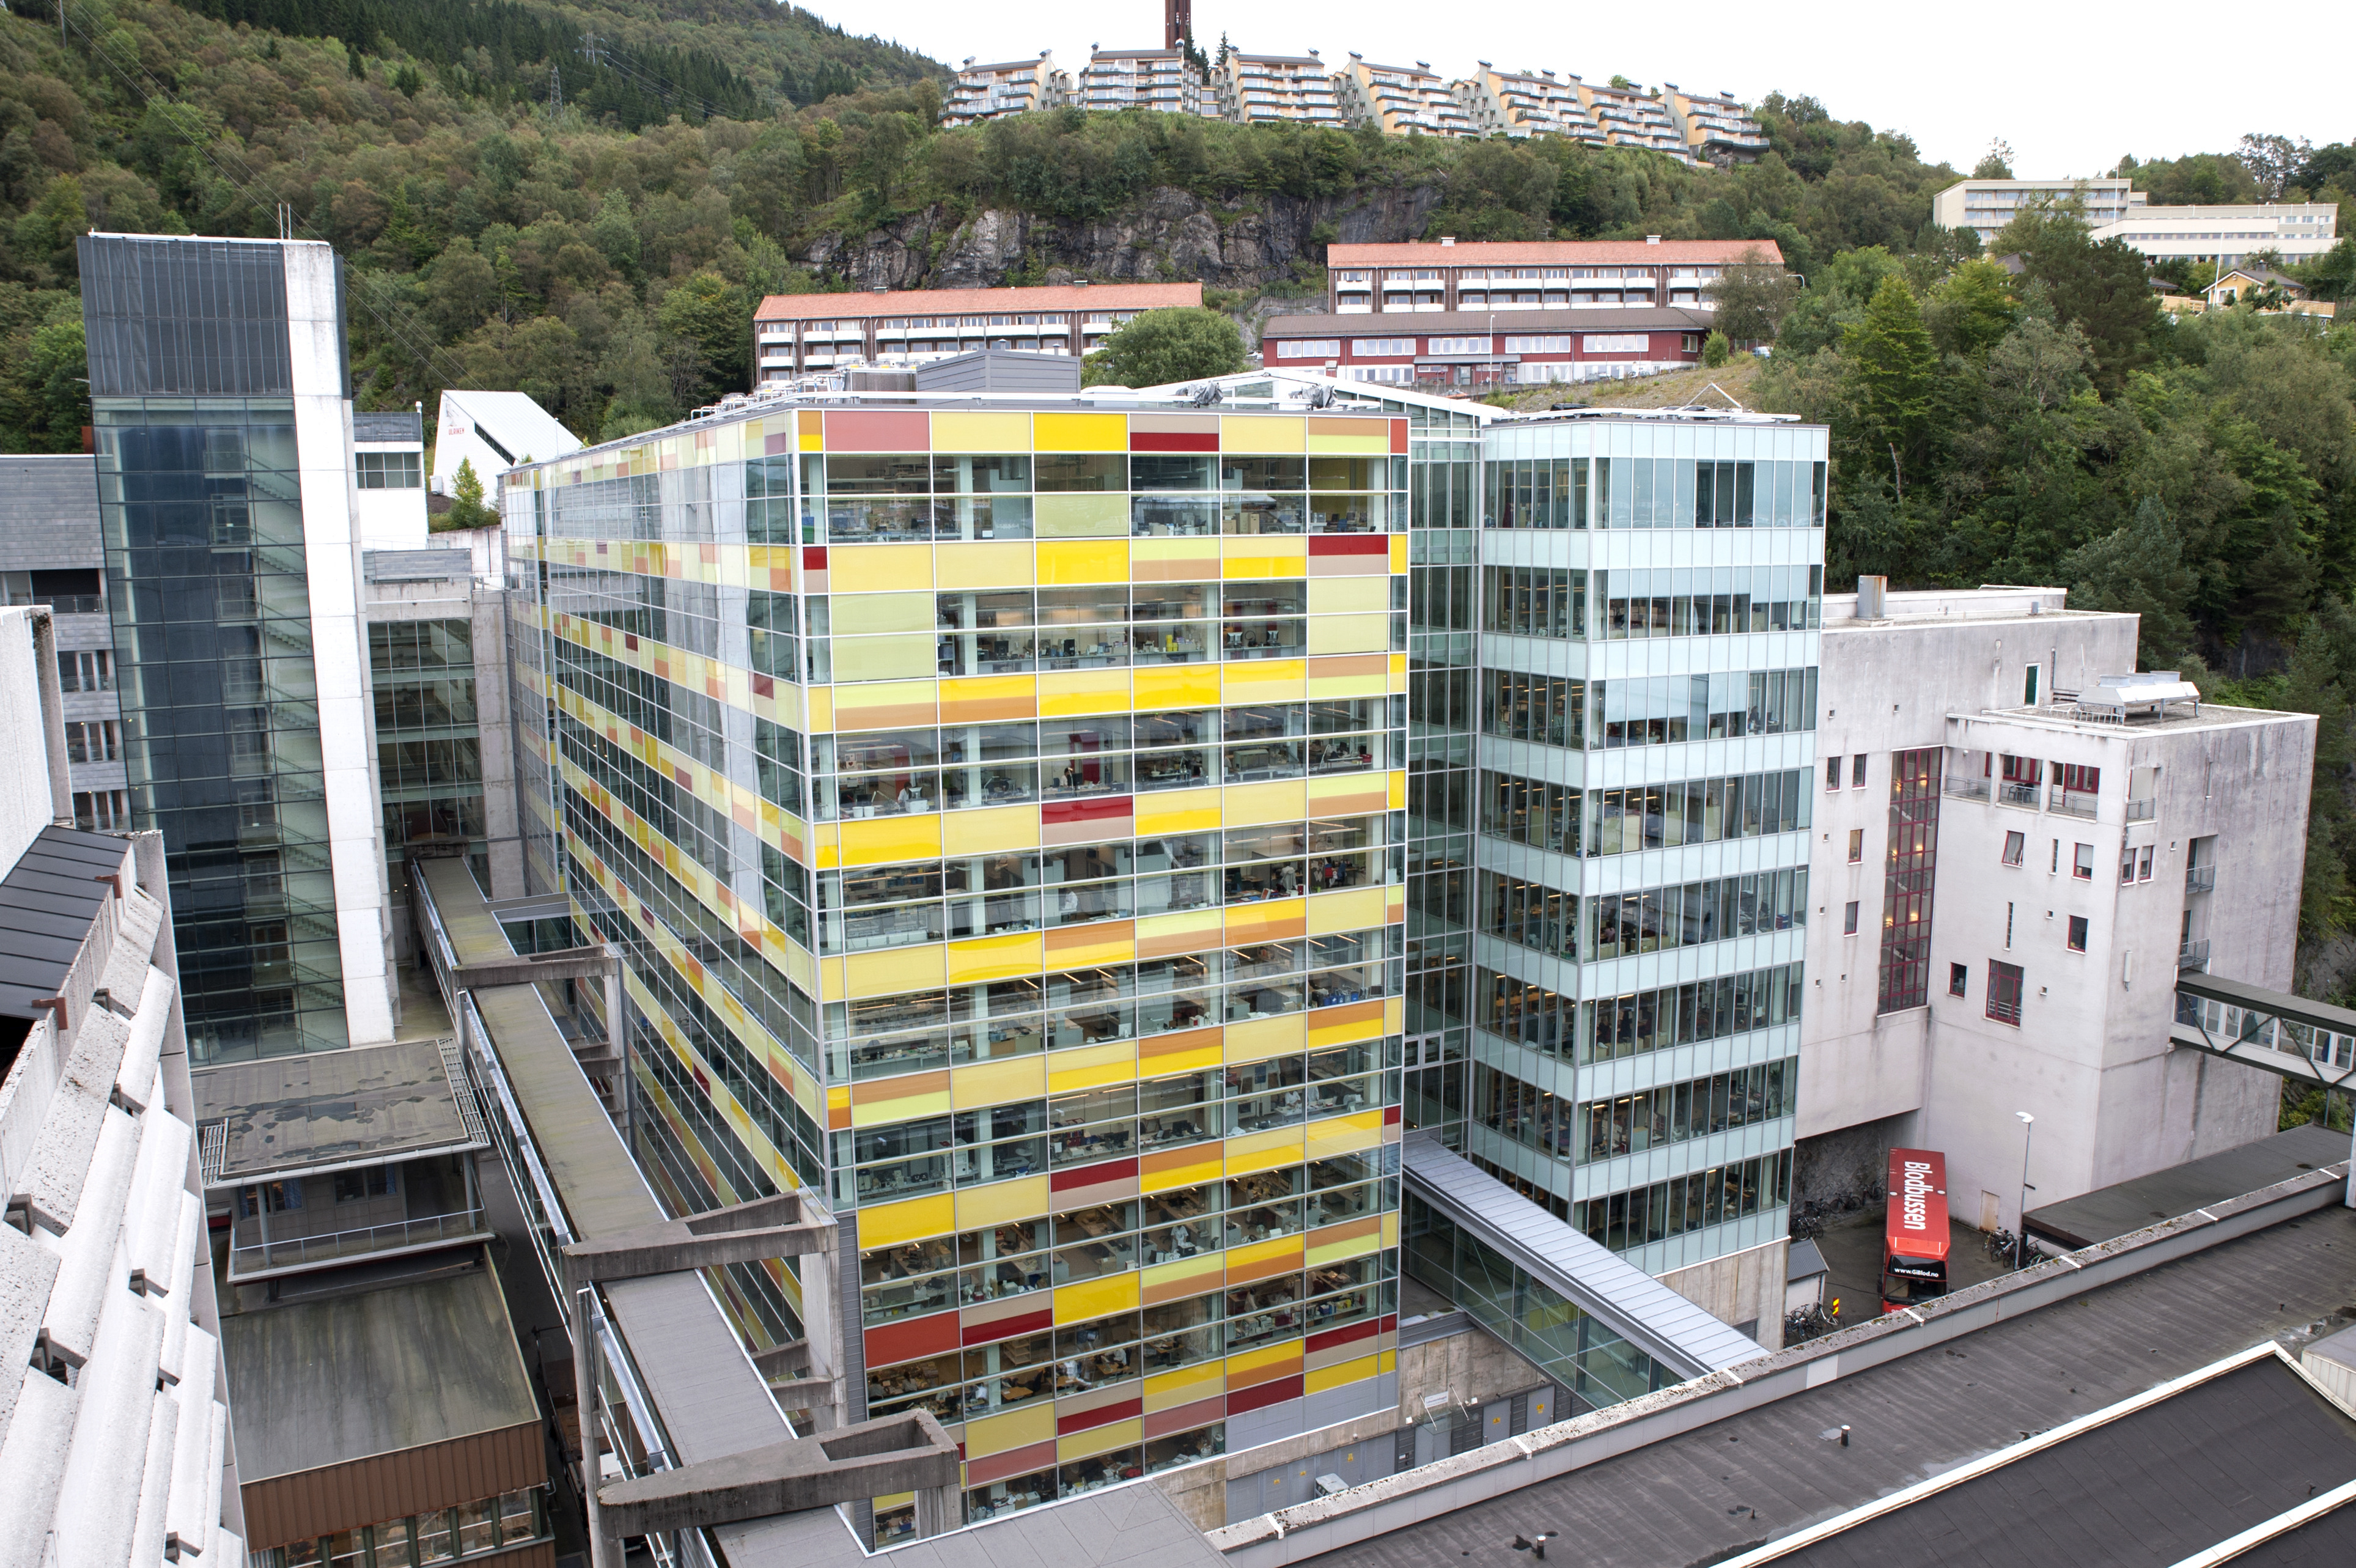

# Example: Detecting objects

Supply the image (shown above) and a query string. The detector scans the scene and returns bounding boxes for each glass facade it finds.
[94,397,348,1061]
[504,401,1412,1531]
[372,619,487,886]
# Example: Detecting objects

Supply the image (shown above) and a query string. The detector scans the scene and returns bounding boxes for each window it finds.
[1948,962,1968,998]
[1429,336,1494,355]
[72,790,129,830]
[1825,758,1841,791]
[333,1167,396,1202]
[2006,900,2015,949]
[356,451,424,488]
[1581,333,1649,353]
[2001,831,2025,867]
[1843,901,1860,935]
[1876,749,1941,1014]
[57,650,112,691]
[1852,754,1866,788]
[2072,843,2093,880]
[2050,839,2060,874]
[1275,339,1342,359]
[2067,916,2088,952]
[2138,847,2154,882]
[1987,961,2024,1025]
[1846,828,1863,864]
[2023,664,2041,705]
[65,721,119,764]
[2120,846,2137,885]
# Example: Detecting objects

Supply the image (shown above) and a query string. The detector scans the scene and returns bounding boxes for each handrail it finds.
[229,1206,488,1273]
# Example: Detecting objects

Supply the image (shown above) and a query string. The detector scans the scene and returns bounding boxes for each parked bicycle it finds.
[1783,1302,1840,1346]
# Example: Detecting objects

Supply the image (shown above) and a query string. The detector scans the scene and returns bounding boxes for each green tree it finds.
[1082,308,1247,388]
[2275,613,2354,940]
[1704,248,1800,345]
[1701,331,1730,367]
[1842,276,1937,496]
[440,458,496,531]
[1972,139,2014,180]
[1924,259,2019,358]
[655,271,752,403]
[2058,497,2198,665]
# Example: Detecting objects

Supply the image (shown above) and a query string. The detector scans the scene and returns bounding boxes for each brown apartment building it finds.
[753,282,1206,380]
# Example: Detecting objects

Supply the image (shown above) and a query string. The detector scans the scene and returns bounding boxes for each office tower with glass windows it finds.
[503,395,1412,1534]
[1460,416,1825,1326]
[79,234,396,1061]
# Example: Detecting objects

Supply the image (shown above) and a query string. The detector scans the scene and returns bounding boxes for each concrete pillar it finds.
[797,1211,846,1433]
[913,1481,958,1538]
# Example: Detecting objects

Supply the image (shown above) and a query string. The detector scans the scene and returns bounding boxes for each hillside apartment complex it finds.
[753,284,1207,382]
[1932,177,2339,268]
[940,46,1765,165]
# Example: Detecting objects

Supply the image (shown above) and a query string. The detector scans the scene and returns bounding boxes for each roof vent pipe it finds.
[1857,575,1887,619]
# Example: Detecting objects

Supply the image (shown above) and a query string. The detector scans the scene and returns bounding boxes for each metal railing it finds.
[2126,798,2158,822]
[1943,777,1990,801]
[229,1206,488,1276]
[2186,864,2217,893]
[2049,786,2099,819]
[2178,940,2211,971]
[1998,781,2041,808]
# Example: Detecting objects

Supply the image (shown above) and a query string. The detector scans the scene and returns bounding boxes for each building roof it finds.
[436,389,583,466]
[1264,306,1714,337]
[754,283,1204,320]
[219,1254,539,1482]
[193,1036,486,1185]
[1403,1138,1765,1376]
[2025,1123,2349,1249]
[1283,1194,2356,1568]
[1733,1349,2356,1567]
[1328,240,1783,265]
[0,827,136,1022]
[0,457,99,559]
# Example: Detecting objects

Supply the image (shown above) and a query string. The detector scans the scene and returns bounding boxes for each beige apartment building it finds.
[1214,51,1347,125]
[943,55,1061,127]
[1336,56,1474,138]
[752,283,1206,380]
[1325,238,1781,315]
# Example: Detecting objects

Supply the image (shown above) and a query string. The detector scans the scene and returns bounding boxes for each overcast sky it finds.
[844,0,2339,179]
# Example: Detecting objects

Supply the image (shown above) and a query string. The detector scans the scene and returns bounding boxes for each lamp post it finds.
[2015,1111,2036,1270]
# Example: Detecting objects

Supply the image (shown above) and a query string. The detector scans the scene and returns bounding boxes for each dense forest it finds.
[1,2,2354,1001]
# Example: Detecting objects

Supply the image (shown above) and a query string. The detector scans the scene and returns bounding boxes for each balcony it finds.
[1943,776,1991,802]
[2126,797,2158,822]
[2049,785,2099,819]
[226,1206,494,1283]
[2186,864,2217,894]
[1998,781,2041,808]
[2178,940,2211,972]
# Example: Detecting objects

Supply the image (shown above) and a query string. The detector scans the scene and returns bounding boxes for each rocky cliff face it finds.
[798,183,1445,295]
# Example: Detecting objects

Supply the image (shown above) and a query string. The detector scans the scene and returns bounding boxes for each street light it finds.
[2015,1111,2036,1270]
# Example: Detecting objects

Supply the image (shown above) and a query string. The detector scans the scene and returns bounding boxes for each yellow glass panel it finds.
[1306,431,1389,455]
[932,411,1033,452]
[1221,415,1305,452]
[845,943,946,999]
[829,543,936,594]
[830,592,934,635]
[955,1174,1050,1231]
[830,634,936,682]
[1223,660,1307,704]
[1057,1419,1143,1463]
[1047,1040,1138,1094]
[1227,1234,1305,1276]
[1039,669,1132,716]
[1037,539,1130,584]
[964,1402,1055,1458]
[1034,494,1128,537]
[952,1054,1047,1110]
[1223,1013,1305,1064]
[839,813,944,866]
[944,804,1040,856]
[1133,664,1221,711]
[946,930,1044,985]
[860,1191,955,1246]
[1308,1006,1385,1050]
[1308,578,1389,615]
[1306,886,1386,936]
[1222,779,1306,826]
[850,1083,949,1127]
[1053,1272,1140,1323]
[1308,613,1388,656]
[1140,1145,1223,1193]
[1305,1353,1377,1395]
[934,540,1037,587]
[1135,789,1221,837]
[1143,1363,1224,1410]
[1224,1124,1305,1174]
[1033,412,1128,452]
[1306,1223,1382,1268]
[1306,1109,1383,1160]
[1223,1339,1302,1379]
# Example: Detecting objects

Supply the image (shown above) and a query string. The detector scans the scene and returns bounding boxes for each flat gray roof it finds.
[2026,1124,2350,1249]
[194,1036,484,1183]
[220,1253,538,1481]
[1403,1137,1765,1376]
[1297,1203,2356,1568]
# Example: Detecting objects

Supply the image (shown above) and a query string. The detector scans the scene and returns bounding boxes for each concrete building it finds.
[0,455,131,832]
[1335,57,1474,138]
[1931,177,2146,246]
[1067,48,1208,115]
[79,234,398,1062]
[944,54,1061,127]
[1213,53,1346,127]
[1261,307,1717,388]
[0,603,240,1566]
[431,391,583,507]
[1569,78,1692,161]
[1797,584,2310,1244]
[2091,202,2339,270]
[1451,67,1606,145]
[1661,86,1769,166]
[752,284,1206,381]
[1325,239,1779,318]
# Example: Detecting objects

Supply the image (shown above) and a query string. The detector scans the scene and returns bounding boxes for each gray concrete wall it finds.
[1656,1235,1789,1349]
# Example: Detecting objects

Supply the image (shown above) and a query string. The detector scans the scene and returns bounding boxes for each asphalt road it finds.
[1811,1207,2022,1323]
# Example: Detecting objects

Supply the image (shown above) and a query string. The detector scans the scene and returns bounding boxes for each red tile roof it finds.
[754,283,1204,321]
[1328,240,1784,266]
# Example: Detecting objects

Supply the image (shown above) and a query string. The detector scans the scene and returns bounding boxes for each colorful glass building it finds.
[502,396,1413,1536]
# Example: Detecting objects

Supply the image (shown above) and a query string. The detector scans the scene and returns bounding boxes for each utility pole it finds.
[2015,1111,2036,1270]
[548,61,562,118]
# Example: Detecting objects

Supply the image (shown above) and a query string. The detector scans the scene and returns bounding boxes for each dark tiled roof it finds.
[0,826,132,1020]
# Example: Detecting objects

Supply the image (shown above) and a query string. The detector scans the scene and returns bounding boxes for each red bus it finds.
[1882,1148,1951,1312]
